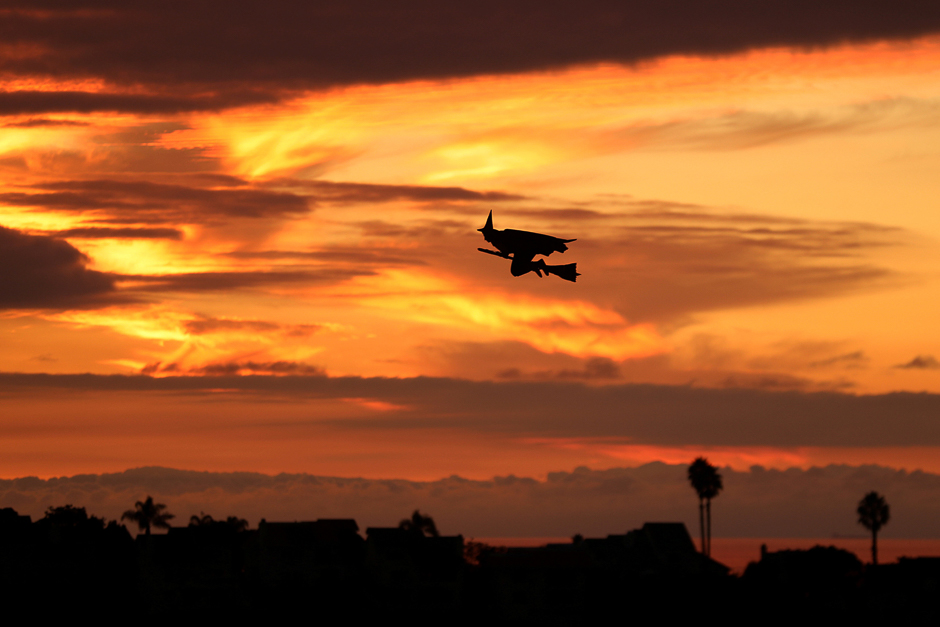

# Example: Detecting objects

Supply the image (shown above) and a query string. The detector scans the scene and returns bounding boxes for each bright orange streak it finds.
[169,36,940,181]
[0,77,107,92]
[37,306,330,375]
[325,269,667,360]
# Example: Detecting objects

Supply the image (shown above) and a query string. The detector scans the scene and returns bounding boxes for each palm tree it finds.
[688,457,723,557]
[189,512,248,532]
[121,496,174,536]
[190,512,215,526]
[857,491,890,566]
[399,509,440,537]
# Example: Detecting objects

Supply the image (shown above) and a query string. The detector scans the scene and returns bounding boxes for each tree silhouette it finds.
[688,457,723,557]
[190,512,215,527]
[188,512,248,531]
[464,540,507,566]
[121,496,174,536]
[223,515,249,532]
[857,491,890,566]
[399,509,440,537]
[42,504,105,530]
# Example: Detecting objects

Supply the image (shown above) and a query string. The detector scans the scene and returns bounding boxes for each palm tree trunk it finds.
[871,528,878,566]
[706,497,712,557]
[698,498,705,554]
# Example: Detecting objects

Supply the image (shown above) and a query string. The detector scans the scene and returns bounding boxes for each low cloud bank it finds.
[2,464,937,539]
[2,373,939,447]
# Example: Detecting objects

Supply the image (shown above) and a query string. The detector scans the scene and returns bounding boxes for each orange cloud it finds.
[159,37,940,185]
[328,269,666,360]
[2,464,940,540]
[521,439,813,472]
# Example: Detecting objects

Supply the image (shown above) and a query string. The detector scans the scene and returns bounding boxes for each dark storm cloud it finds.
[2,464,939,538]
[1,373,939,447]
[3,1,939,111]
[0,179,309,222]
[52,227,183,239]
[0,225,121,309]
[0,90,277,115]
[895,355,940,369]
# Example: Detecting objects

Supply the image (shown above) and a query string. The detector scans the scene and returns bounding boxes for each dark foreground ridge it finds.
[0,506,936,623]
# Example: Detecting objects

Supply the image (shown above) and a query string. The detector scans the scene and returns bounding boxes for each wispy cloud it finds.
[499,356,622,382]
[3,118,90,128]
[143,360,326,377]
[225,248,426,268]
[543,206,905,322]
[601,99,940,152]
[895,355,940,369]
[52,227,183,240]
[122,269,367,293]
[809,351,870,369]
[1,179,310,222]
[269,178,524,204]
[181,316,284,335]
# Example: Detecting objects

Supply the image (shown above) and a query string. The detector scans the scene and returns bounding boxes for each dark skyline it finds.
[2,2,940,539]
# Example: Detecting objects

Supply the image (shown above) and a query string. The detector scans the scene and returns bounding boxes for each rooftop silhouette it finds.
[1,502,936,621]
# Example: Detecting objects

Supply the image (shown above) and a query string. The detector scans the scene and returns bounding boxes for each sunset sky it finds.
[2,2,940,532]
